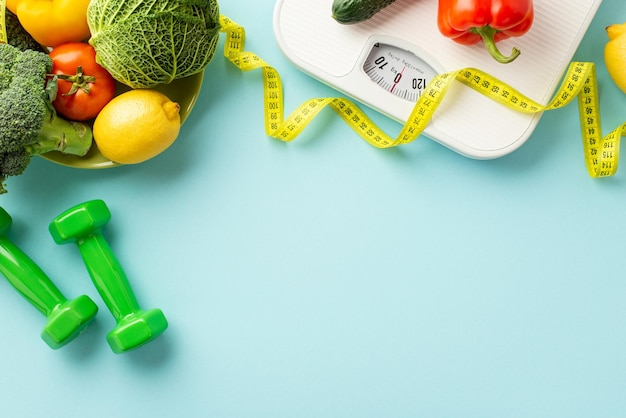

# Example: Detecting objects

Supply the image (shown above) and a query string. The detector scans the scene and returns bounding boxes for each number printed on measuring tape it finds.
[219,16,626,178]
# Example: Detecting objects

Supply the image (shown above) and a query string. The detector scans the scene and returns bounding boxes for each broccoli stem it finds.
[25,112,93,156]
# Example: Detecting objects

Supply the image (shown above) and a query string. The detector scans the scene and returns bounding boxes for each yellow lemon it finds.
[605,22,626,94]
[93,90,181,164]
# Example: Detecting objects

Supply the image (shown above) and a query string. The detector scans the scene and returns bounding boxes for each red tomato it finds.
[48,42,117,121]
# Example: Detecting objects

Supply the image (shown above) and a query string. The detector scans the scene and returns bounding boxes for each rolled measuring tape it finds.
[220,16,626,178]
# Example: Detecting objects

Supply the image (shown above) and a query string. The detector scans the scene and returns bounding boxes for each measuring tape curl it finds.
[220,16,401,148]
[220,16,625,177]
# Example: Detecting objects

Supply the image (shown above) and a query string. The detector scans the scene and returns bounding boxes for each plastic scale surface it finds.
[273,0,603,158]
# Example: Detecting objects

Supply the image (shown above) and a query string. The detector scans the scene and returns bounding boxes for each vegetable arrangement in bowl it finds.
[0,0,221,194]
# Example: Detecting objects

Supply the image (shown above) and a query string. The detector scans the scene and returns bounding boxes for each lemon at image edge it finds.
[93,89,181,164]
[605,22,626,94]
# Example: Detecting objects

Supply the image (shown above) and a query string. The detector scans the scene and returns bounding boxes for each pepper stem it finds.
[470,26,520,64]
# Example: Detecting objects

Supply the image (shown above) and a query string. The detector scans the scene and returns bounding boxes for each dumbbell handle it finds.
[0,237,66,316]
[76,233,140,321]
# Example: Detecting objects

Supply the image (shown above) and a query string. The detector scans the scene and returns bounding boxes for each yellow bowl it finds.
[39,72,204,169]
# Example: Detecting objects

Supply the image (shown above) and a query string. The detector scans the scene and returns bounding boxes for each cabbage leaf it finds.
[88,0,221,88]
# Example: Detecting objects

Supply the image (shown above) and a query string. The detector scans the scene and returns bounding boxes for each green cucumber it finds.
[332,0,397,25]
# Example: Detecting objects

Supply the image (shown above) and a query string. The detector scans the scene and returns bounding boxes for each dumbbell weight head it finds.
[49,199,111,244]
[42,295,99,349]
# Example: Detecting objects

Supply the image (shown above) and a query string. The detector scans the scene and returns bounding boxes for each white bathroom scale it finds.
[273,0,603,158]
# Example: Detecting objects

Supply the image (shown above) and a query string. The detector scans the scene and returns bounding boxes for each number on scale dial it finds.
[363,43,437,102]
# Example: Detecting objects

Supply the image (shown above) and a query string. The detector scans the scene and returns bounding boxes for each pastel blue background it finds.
[1,0,625,417]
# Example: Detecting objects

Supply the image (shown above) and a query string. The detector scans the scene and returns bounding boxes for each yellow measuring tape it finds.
[220,16,626,178]
[0,0,7,44]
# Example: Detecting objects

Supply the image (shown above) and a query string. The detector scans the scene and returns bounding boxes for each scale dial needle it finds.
[390,66,405,93]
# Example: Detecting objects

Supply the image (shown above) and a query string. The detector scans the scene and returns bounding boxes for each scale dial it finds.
[363,42,438,102]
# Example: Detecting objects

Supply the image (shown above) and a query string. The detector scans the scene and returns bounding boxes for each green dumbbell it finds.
[49,199,168,354]
[0,207,98,349]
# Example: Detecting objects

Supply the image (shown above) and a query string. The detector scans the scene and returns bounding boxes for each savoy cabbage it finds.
[87,0,221,88]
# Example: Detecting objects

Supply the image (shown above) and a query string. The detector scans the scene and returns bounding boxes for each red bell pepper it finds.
[437,0,534,63]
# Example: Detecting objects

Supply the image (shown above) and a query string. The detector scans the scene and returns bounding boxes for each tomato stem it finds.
[54,66,96,95]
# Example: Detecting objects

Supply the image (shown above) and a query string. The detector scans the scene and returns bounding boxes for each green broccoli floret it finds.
[5,9,45,53]
[0,43,93,194]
